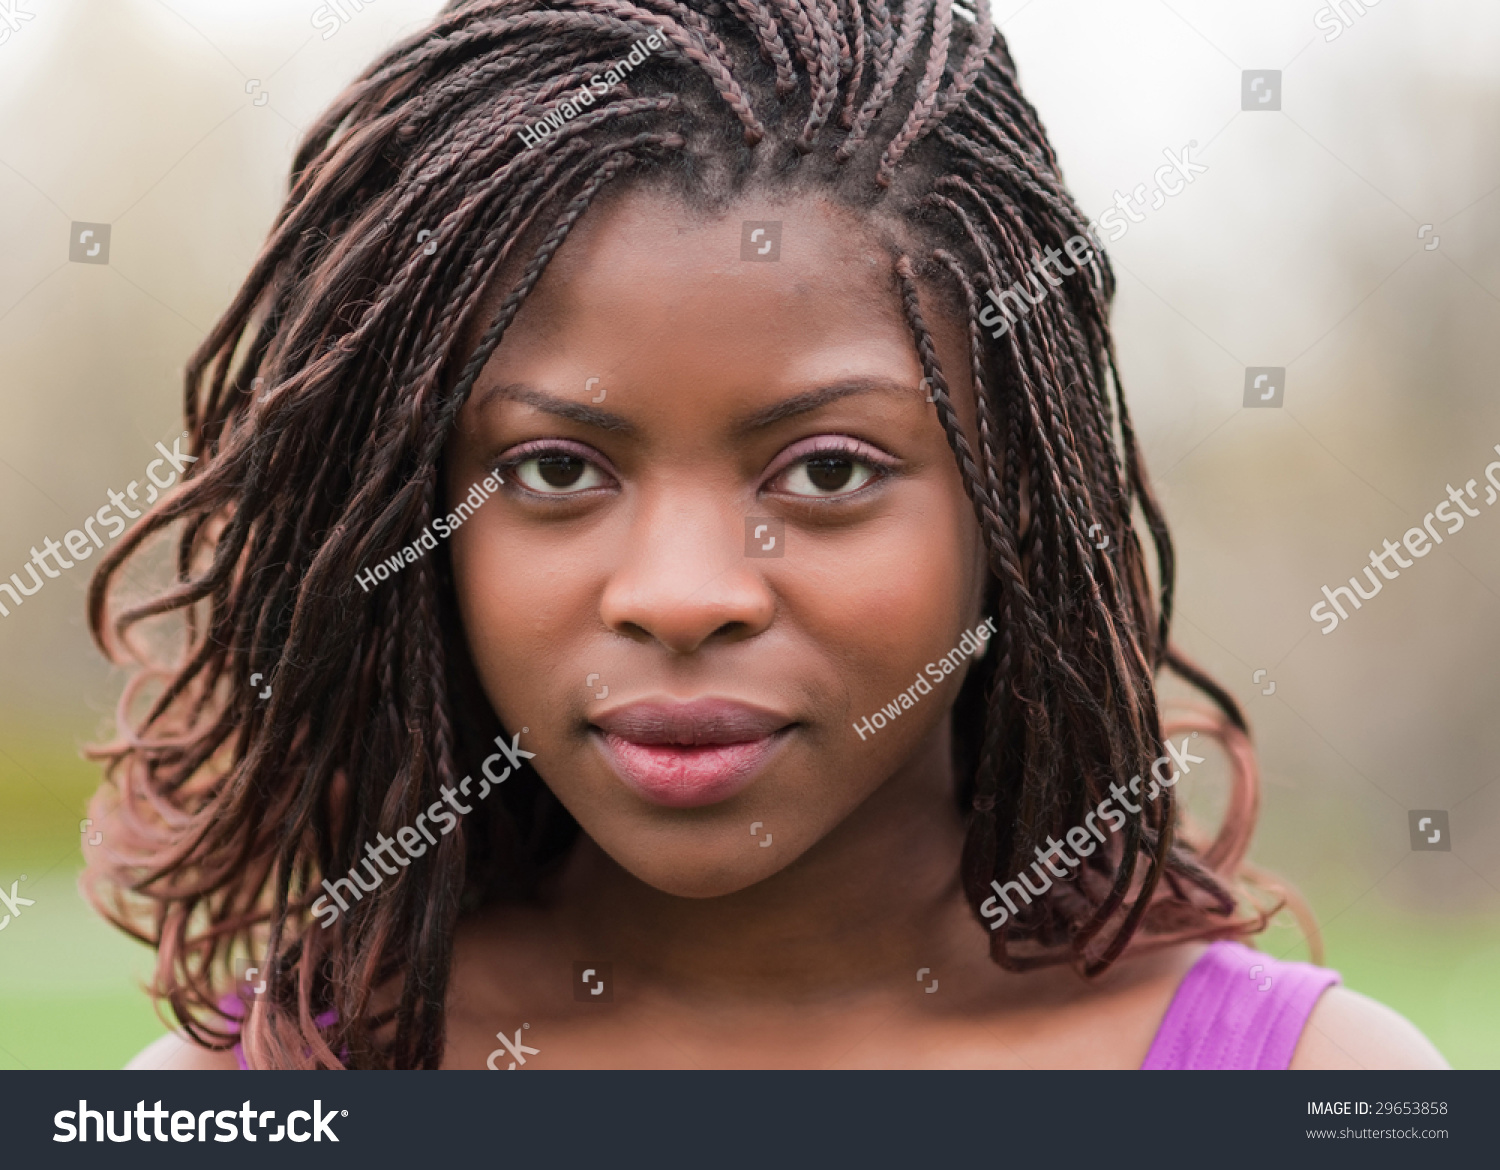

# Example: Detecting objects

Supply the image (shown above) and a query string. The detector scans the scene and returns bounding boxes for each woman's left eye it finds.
[770,450,880,498]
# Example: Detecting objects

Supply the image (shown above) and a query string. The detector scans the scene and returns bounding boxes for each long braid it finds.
[931,0,991,125]
[839,0,866,125]
[876,0,951,185]
[727,0,799,93]
[837,0,932,161]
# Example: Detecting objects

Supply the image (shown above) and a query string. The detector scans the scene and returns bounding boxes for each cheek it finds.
[787,483,982,725]
[448,509,595,730]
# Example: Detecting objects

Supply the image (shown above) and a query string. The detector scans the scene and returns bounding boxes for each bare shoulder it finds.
[1290,986,1449,1070]
[126,1030,241,1071]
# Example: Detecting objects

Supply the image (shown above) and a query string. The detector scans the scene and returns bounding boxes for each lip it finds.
[591,699,794,809]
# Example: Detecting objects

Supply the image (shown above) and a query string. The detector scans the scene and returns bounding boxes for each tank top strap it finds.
[1141,939,1341,1070]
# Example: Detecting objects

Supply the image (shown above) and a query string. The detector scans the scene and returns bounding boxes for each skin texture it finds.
[129,187,1448,1071]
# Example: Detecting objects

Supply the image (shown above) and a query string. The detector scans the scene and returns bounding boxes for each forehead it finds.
[465,183,919,386]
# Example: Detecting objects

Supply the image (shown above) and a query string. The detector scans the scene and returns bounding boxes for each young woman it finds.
[93,0,1445,1070]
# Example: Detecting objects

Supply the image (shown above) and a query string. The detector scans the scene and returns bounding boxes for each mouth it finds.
[590,699,795,809]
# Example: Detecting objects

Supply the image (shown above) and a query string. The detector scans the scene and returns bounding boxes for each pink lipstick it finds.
[591,699,793,808]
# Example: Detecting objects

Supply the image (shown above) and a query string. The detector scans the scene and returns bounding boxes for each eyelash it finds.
[492,436,895,500]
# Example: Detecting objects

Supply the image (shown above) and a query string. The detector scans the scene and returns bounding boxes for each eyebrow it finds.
[472,375,915,436]
[473,382,635,433]
[731,377,915,435]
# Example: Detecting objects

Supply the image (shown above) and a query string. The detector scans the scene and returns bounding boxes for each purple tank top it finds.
[224,939,1337,1069]
[1141,939,1340,1069]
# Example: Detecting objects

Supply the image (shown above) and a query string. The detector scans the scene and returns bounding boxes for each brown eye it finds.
[804,456,854,492]
[514,451,607,494]
[538,454,585,488]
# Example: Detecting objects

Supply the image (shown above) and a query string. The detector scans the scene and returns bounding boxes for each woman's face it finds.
[445,185,987,898]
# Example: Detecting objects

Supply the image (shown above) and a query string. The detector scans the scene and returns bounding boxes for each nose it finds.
[599,491,775,655]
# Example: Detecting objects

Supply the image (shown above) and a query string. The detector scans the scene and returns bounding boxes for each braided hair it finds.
[85,0,1275,1069]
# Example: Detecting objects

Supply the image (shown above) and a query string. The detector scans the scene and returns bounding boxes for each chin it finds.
[643,870,770,900]
[595,829,796,900]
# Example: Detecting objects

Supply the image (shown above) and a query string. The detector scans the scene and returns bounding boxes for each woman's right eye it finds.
[510,449,611,495]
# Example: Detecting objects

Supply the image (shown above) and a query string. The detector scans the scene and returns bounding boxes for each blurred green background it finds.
[1,0,1497,1068]
[0,718,163,1070]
